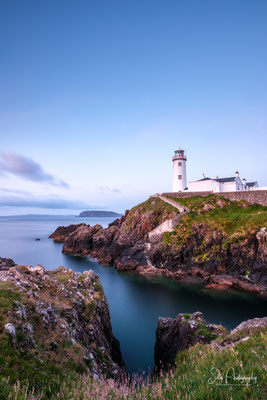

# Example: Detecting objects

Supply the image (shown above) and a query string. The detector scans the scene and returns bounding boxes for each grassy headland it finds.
[2,324,266,399]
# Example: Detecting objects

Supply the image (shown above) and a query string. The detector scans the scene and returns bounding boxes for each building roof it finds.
[197,176,237,183]
[246,182,257,187]
[215,177,236,183]
[197,177,212,181]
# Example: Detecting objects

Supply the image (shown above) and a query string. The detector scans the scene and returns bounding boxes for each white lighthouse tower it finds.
[172,148,187,192]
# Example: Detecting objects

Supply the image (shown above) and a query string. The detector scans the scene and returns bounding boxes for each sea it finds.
[0,214,266,374]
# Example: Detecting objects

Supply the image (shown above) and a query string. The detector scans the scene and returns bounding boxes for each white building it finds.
[188,172,258,192]
[172,149,187,191]
[172,148,259,193]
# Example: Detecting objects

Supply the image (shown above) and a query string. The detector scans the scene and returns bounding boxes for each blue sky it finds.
[0,0,266,215]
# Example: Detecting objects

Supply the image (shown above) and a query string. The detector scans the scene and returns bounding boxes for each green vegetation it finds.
[48,270,73,283]
[2,327,266,399]
[0,274,97,399]
[162,231,177,245]
[163,195,267,250]
[124,197,178,232]
[93,281,104,294]
[194,322,217,341]
[169,195,267,235]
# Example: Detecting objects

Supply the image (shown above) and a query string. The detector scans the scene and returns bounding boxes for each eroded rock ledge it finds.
[49,196,267,296]
[0,260,125,383]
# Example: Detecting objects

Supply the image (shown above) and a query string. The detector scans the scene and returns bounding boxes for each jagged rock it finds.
[0,264,125,380]
[230,317,267,335]
[49,224,85,242]
[203,203,215,211]
[256,227,267,257]
[0,257,15,271]
[154,312,227,372]
[216,199,225,208]
[154,312,267,373]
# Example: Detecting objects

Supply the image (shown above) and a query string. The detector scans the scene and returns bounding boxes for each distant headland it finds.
[78,210,122,218]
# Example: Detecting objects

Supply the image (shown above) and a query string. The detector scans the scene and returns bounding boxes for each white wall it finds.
[250,186,266,190]
[220,182,237,192]
[173,159,187,192]
[188,179,220,192]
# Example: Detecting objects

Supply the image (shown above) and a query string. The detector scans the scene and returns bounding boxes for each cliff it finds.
[152,314,267,399]
[154,311,267,372]
[3,304,266,399]
[50,195,267,295]
[154,311,228,372]
[49,223,85,242]
[0,260,125,398]
[0,263,266,399]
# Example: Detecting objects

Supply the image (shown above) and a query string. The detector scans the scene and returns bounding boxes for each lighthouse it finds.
[172,148,187,192]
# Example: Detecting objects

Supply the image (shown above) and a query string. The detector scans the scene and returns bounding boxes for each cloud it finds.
[0,187,32,196]
[97,186,120,193]
[0,152,69,188]
[0,195,99,210]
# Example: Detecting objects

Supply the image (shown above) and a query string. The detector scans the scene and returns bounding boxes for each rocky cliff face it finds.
[154,312,267,373]
[154,311,227,372]
[60,197,178,272]
[49,223,85,242]
[0,260,125,393]
[49,195,267,295]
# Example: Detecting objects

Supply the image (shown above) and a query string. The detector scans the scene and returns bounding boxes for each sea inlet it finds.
[0,215,266,374]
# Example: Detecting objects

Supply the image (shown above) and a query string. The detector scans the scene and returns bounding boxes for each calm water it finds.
[0,215,266,374]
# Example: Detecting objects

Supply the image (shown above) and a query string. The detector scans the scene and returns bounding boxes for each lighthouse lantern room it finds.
[172,148,187,192]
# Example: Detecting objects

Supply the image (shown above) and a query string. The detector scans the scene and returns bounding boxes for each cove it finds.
[0,215,266,374]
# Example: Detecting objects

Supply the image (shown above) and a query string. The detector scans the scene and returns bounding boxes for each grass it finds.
[124,197,178,232]
[0,283,23,329]
[48,271,73,283]
[0,273,99,399]
[2,327,266,399]
[194,322,218,341]
[93,281,104,294]
[163,195,267,247]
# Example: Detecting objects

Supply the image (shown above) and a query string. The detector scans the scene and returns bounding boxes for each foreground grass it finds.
[2,328,266,400]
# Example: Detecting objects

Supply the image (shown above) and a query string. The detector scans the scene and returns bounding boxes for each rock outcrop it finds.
[0,263,125,387]
[49,195,267,295]
[154,312,267,372]
[61,198,178,271]
[0,257,15,271]
[154,312,227,372]
[49,223,86,242]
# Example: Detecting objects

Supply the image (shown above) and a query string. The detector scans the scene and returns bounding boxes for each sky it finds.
[0,0,266,215]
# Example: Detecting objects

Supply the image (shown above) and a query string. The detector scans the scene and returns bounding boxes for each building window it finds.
[178,175,182,180]
[178,162,182,166]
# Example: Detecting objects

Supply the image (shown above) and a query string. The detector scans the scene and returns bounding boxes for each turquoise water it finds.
[0,215,266,374]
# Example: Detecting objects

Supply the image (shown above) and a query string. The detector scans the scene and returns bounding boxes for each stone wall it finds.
[163,191,212,199]
[219,190,267,206]
[163,190,267,206]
